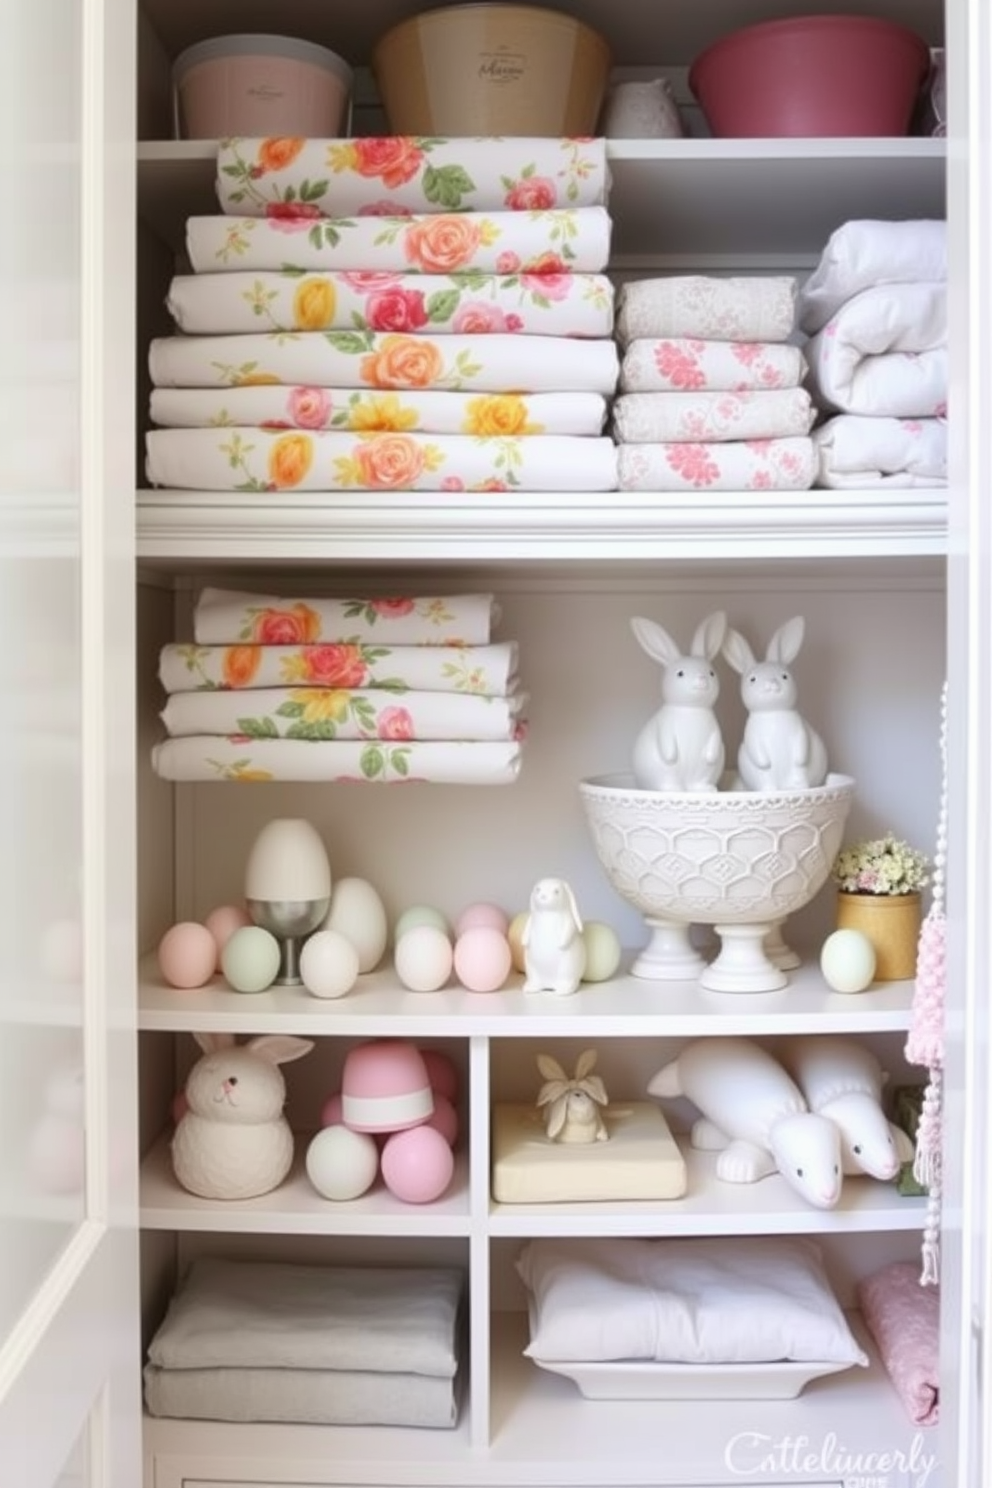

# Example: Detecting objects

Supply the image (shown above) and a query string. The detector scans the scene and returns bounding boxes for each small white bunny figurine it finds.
[722,616,829,791]
[630,611,727,791]
[536,1051,609,1143]
[172,1031,314,1200]
[522,877,587,995]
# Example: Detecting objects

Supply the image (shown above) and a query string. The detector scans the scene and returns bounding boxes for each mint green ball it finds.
[394,905,449,941]
[221,925,281,993]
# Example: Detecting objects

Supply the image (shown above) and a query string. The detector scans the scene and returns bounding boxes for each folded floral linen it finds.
[186,208,613,275]
[161,687,526,742]
[151,735,523,783]
[193,587,499,645]
[798,219,947,334]
[148,331,620,395]
[144,1362,458,1428]
[145,428,619,493]
[613,388,815,444]
[147,1259,462,1375]
[620,338,806,393]
[813,415,948,488]
[616,275,798,346]
[857,1261,940,1425]
[617,437,815,492]
[149,387,608,437]
[803,282,948,418]
[159,640,520,697]
[216,136,610,217]
[166,269,615,338]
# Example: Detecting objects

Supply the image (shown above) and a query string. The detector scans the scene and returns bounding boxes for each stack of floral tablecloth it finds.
[613,274,817,493]
[152,587,527,784]
[145,136,620,496]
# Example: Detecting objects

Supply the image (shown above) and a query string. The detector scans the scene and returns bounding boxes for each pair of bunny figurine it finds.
[630,610,829,793]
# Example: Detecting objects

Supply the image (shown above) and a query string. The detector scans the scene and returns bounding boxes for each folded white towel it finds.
[144,1363,459,1427]
[799,219,947,334]
[193,587,499,646]
[620,338,806,393]
[147,1259,463,1375]
[145,428,619,493]
[813,415,948,488]
[617,437,815,492]
[804,282,947,418]
[215,135,609,217]
[613,389,815,444]
[152,735,523,784]
[617,276,798,346]
[159,639,520,697]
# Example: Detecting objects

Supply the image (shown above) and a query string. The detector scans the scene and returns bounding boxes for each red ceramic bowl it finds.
[689,14,932,138]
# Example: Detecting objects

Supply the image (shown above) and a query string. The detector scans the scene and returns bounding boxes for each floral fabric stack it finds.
[152,588,526,785]
[612,275,816,493]
[798,219,948,489]
[145,136,620,495]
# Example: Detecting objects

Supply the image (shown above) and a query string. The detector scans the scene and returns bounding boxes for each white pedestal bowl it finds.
[578,773,855,992]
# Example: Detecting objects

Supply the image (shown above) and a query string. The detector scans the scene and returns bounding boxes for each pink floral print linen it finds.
[151,735,523,785]
[616,275,798,346]
[803,282,948,418]
[620,338,806,393]
[185,208,613,275]
[192,587,499,646]
[857,1261,939,1425]
[158,639,520,698]
[166,269,614,338]
[144,428,619,493]
[215,136,609,218]
[161,686,525,742]
[812,414,948,488]
[612,388,815,444]
[149,387,608,438]
[617,437,815,492]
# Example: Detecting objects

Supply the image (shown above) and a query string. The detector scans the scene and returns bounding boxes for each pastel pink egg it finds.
[380,1125,454,1204]
[204,904,253,962]
[455,901,510,938]
[419,1047,459,1102]
[424,1092,459,1147]
[453,925,512,993]
[157,922,217,990]
[320,1091,344,1128]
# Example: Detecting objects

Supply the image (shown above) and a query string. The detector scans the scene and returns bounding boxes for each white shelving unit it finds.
[133,1,953,1484]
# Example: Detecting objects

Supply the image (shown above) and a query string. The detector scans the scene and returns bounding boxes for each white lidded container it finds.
[173,33,352,139]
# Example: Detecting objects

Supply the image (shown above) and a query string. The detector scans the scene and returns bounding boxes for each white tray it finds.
[531,1356,857,1400]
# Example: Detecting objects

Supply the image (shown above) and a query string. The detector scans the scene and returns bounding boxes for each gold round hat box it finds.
[373,4,613,137]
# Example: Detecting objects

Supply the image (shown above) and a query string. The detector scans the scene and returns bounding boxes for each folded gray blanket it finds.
[147,1259,463,1376]
[143,1362,459,1428]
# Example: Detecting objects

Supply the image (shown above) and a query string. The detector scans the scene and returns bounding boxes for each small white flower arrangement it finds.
[831,832,931,896]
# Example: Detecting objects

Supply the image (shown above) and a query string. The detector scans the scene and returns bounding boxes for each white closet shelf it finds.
[134,488,948,565]
[136,137,945,261]
[140,1130,471,1233]
[141,1311,928,1486]
[137,953,915,1036]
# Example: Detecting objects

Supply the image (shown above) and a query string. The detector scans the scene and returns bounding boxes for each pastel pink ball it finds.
[320,1091,344,1127]
[380,1124,454,1204]
[455,901,510,937]
[157,922,218,989]
[204,904,252,962]
[419,1047,459,1102]
[424,1092,459,1147]
[453,925,512,993]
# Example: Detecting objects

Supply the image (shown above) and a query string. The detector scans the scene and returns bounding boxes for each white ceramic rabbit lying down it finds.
[630,610,727,792]
[722,616,829,790]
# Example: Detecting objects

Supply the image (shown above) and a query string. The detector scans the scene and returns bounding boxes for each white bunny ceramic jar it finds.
[723,615,829,791]
[172,1031,314,1199]
[630,610,727,791]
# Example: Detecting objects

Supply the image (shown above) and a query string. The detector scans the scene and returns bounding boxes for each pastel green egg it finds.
[394,905,449,941]
[581,921,623,983]
[221,925,282,993]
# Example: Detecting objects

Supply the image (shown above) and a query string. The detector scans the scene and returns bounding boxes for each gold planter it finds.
[835,891,922,981]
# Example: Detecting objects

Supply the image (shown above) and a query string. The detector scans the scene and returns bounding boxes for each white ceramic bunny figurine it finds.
[630,611,727,791]
[722,616,829,791]
[522,877,587,995]
[172,1031,314,1200]
[536,1050,609,1143]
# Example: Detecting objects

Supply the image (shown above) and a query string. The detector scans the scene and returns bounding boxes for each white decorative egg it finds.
[323,876,388,973]
[820,928,877,994]
[305,1125,379,1201]
[300,929,360,1000]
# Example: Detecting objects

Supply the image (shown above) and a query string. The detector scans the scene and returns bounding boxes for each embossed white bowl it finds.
[579,772,855,991]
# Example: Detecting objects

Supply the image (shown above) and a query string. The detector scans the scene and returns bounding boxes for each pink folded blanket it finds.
[857,1261,939,1425]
